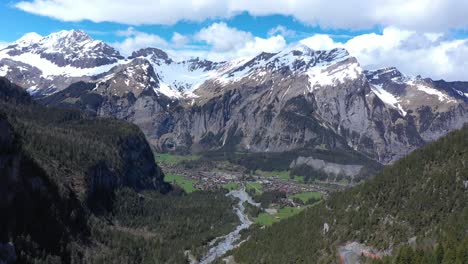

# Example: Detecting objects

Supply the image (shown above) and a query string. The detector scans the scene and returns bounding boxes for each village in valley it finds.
[156,153,343,225]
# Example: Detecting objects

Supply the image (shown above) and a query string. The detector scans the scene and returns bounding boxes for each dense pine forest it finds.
[0,77,238,263]
[232,124,468,263]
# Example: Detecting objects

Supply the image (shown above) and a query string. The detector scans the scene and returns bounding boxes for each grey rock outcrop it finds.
[1,31,466,166]
[290,157,363,177]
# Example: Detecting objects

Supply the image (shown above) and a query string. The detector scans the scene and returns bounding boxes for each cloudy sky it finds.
[1,0,468,80]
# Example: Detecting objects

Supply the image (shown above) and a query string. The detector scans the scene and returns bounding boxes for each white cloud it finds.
[300,34,342,50]
[110,24,468,80]
[112,27,168,56]
[111,23,286,61]
[14,0,468,31]
[268,26,296,37]
[300,27,468,81]
[16,0,230,25]
[171,32,189,47]
[195,22,253,52]
[192,22,286,60]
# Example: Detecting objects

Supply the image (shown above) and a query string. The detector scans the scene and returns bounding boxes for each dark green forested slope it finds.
[0,77,238,264]
[89,188,237,263]
[233,125,468,263]
[0,77,169,262]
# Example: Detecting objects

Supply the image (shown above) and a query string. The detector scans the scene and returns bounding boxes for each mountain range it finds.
[1,30,467,179]
[0,29,467,264]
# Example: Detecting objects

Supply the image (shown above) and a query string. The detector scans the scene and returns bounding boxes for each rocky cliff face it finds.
[0,76,169,196]
[2,31,467,166]
[0,77,170,262]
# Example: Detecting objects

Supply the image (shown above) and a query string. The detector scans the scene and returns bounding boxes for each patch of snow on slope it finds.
[214,57,257,84]
[0,65,9,76]
[26,86,39,95]
[0,52,123,78]
[452,88,468,99]
[307,60,362,89]
[147,55,254,98]
[15,32,43,47]
[156,62,210,91]
[271,44,314,68]
[409,81,456,103]
[371,84,407,116]
[146,58,217,98]
[155,82,182,98]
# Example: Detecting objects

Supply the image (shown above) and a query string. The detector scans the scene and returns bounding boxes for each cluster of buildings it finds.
[259,177,321,195]
[162,163,328,197]
[190,171,241,190]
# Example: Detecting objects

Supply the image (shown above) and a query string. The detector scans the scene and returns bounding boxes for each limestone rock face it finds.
[1,31,466,165]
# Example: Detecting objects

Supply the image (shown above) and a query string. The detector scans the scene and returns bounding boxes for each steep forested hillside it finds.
[0,77,169,262]
[233,125,468,263]
[0,77,238,263]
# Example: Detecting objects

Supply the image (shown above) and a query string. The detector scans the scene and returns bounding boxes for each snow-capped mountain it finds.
[3,30,123,69]
[2,30,467,168]
[366,67,466,108]
[0,30,126,94]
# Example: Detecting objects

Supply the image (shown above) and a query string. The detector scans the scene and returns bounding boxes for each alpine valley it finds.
[1,30,467,170]
[0,29,467,264]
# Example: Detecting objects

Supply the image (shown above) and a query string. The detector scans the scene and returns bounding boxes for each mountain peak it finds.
[129,47,171,63]
[280,43,315,57]
[41,29,95,48]
[367,66,402,76]
[15,32,43,47]
[365,66,406,84]
[1,29,123,70]
[51,29,88,37]
[276,44,350,62]
[288,43,350,58]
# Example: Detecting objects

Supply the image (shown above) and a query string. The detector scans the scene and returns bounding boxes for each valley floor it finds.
[155,152,349,263]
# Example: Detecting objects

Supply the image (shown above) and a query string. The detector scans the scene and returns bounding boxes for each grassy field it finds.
[164,174,197,193]
[254,206,306,226]
[290,191,321,203]
[246,182,263,195]
[255,170,305,183]
[254,201,323,226]
[255,170,290,180]
[156,153,200,165]
[223,182,241,191]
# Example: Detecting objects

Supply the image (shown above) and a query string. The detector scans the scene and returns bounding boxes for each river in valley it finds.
[198,187,260,264]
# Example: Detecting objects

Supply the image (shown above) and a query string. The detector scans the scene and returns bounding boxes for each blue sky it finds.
[0,3,379,44]
[1,0,468,80]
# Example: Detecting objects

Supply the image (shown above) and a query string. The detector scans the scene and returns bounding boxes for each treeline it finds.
[90,188,238,263]
[232,125,468,263]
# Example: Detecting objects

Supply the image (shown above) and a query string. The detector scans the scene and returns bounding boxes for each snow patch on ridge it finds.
[155,82,183,98]
[371,84,407,116]
[307,60,362,90]
[0,51,123,78]
[0,65,9,76]
[408,81,456,103]
[452,88,468,98]
[146,55,255,98]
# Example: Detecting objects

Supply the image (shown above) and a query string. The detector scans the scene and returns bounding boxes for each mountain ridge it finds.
[1,30,467,168]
